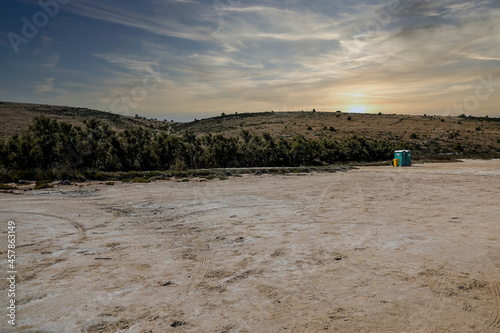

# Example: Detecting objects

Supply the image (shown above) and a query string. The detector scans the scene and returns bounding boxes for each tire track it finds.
[474,251,500,329]
[0,210,86,233]
[420,267,451,333]
[357,268,378,287]
[161,250,209,315]
[403,265,451,333]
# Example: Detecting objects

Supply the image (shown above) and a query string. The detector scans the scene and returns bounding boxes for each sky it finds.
[1,0,500,121]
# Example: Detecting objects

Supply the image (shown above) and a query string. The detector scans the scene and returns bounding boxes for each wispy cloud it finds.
[65,0,215,41]
[44,53,60,68]
[462,53,500,61]
[34,78,55,94]
[337,92,399,100]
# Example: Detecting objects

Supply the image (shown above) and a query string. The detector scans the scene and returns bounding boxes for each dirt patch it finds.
[1,160,499,332]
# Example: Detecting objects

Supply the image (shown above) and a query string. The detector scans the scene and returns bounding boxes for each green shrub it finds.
[0,183,16,190]
[0,172,13,183]
[174,159,187,171]
[453,143,464,152]
[132,177,150,183]
[34,180,53,190]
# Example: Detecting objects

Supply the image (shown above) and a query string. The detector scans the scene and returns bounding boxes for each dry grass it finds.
[0,101,171,139]
[172,111,500,156]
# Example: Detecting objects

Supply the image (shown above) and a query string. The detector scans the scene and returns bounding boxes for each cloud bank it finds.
[1,0,499,120]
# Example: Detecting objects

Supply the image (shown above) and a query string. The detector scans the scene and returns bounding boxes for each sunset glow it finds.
[347,106,368,114]
[2,1,499,120]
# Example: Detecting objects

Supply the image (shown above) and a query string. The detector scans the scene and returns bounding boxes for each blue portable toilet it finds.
[394,150,412,167]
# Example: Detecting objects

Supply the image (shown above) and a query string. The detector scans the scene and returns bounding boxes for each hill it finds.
[1,102,499,159]
[171,111,500,157]
[0,101,170,140]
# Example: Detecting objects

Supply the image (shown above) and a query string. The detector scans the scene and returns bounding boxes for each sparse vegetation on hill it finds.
[0,103,499,182]
[0,101,170,139]
[169,111,500,156]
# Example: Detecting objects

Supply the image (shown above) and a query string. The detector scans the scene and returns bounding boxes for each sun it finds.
[347,106,368,113]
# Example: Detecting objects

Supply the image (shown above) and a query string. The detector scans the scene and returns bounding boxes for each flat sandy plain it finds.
[1,160,499,333]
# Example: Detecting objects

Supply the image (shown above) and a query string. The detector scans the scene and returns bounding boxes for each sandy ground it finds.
[1,160,500,333]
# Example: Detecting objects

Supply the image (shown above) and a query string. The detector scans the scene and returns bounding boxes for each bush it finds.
[453,143,464,152]
[34,180,53,190]
[132,178,150,183]
[173,159,187,171]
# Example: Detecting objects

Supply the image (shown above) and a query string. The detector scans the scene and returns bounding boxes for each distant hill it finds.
[170,110,500,156]
[1,102,499,157]
[0,101,170,140]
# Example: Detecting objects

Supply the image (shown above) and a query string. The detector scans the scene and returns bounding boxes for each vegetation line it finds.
[0,115,497,182]
[0,116,398,182]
